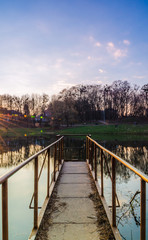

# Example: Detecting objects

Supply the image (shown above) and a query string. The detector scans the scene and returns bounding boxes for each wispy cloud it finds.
[107,42,114,48]
[107,41,128,59]
[133,75,145,79]
[98,68,104,73]
[87,56,92,60]
[95,42,101,47]
[113,49,127,59]
[123,40,130,45]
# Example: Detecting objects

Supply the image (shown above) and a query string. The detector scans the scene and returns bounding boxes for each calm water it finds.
[0,136,55,240]
[64,137,148,240]
[0,136,148,240]
[96,140,148,240]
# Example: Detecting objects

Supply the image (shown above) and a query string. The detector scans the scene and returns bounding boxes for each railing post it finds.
[58,141,60,170]
[86,137,89,160]
[86,136,87,159]
[62,138,64,160]
[88,139,90,162]
[54,143,57,181]
[91,142,94,170]
[59,140,62,164]
[89,141,91,165]
[2,180,8,240]
[140,179,146,240]
[89,141,93,169]
[100,149,104,197]
[112,157,116,227]
[47,149,50,198]
[34,156,38,229]
[94,144,97,181]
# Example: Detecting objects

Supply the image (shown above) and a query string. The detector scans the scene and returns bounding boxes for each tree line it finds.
[0,80,147,127]
[49,80,148,126]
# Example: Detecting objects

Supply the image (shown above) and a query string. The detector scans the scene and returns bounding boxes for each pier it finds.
[0,135,147,240]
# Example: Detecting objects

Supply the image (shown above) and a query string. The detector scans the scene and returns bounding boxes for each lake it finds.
[64,137,148,240]
[0,136,56,240]
[96,139,148,240]
[0,136,148,240]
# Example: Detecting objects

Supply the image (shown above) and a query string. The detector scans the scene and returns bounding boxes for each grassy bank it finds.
[0,127,54,138]
[59,124,148,134]
[0,124,148,141]
[58,124,148,141]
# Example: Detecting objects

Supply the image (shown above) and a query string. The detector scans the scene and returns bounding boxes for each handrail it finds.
[87,136,148,183]
[0,135,64,240]
[0,136,63,184]
[86,135,147,240]
[57,134,91,136]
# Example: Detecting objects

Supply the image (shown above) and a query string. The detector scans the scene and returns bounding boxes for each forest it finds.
[0,80,148,127]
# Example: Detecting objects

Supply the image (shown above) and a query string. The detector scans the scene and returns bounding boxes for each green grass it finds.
[59,124,148,134]
[58,124,148,141]
[1,124,148,141]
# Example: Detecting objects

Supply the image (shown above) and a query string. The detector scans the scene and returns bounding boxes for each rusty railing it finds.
[86,135,148,240]
[0,136,64,240]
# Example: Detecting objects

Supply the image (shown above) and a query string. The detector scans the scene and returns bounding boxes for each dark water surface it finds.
[0,136,147,240]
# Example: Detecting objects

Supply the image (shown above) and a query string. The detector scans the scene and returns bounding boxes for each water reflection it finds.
[103,141,148,175]
[0,137,54,169]
[0,136,56,240]
[96,140,148,240]
[64,137,86,161]
[0,137,148,240]
[64,138,148,240]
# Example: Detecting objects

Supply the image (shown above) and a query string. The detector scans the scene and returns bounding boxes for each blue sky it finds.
[0,0,148,96]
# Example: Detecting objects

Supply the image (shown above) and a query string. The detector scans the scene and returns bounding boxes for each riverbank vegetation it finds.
[0,124,148,141]
[0,127,52,138]
[58,124,148,141]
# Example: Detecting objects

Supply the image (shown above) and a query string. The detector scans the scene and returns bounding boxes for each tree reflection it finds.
[117,190,140,227]
[0,137,50,168]
[96,140,148,235]
[103,141,148,176]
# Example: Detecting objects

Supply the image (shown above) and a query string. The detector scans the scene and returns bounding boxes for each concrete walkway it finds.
[35,162,115,240]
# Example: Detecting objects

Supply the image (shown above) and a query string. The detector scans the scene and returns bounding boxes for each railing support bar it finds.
[58,142,60,170]
[140,179,146,240]
[34,157,38,229]
[54,143,57,181]
[92,142,94,170]
[112,157,116,227]
[59,141,62,164]
[91,142,93,170]
[94,144,97,181]
[86,137,87,159]
[100,149,104,197]
[62,138,64,159]
[2,180,8,240]
[88,139,90,162]
[47,149,50,197]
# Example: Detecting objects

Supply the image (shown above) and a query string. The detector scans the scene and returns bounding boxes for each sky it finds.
[0,0,148,96]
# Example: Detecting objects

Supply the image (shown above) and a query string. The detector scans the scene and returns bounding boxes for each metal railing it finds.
[0,136,64,240]
[86,136,148,240]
